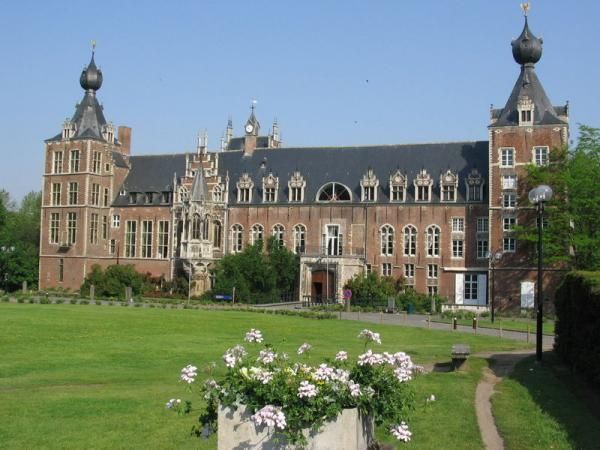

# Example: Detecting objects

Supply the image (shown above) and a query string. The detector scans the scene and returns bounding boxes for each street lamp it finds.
[488,250,503,323]
[529,184,553,362]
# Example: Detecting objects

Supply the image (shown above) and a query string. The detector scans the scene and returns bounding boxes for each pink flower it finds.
[297,381,318,398]
[297,343,312,355]
[390,422,412,442]
[335,351,348,361]
[358,329,382,344]
[348,380,361,397]
[180,364,198,383]
[258,349,277,365]
[244,329,264,343]
[251,405,287,430]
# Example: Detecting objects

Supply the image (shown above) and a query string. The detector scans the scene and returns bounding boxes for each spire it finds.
[245,100,260,135]
[80,41,103,92]
[191,167,208,202]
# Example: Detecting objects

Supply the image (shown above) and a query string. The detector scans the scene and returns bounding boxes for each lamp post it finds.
[488,250,503,323]
[528,184,553,362]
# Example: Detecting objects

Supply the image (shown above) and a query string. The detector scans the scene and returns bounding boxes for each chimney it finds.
[244,135,257,156]
[118,126,132,154]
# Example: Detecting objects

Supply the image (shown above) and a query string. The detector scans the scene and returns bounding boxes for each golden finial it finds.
[91,40,97,51]
[520,2,530,16]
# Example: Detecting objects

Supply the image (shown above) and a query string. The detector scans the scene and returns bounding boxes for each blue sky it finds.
[0,1,598,200]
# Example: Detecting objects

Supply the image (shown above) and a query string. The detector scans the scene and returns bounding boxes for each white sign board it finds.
[521,281,535,309]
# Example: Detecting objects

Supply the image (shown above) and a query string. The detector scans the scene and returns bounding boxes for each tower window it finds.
[500,148,515,167]
[51,183,61,206]
[53,151,63,174]
[534,146,549,166]
[69,150,80,172]
[68,182,78,205]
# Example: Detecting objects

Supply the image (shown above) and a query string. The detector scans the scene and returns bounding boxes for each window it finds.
[179,186,189,202]
[503,216,516,231]
[293,224,306,253]
[389,171,406,202]
[272,224,285,246]
[91,184,100,206]
[324,224,342,256]
[145,192,153,203]
[500,148,515,167]
[380,225,394,256]
[129,193,137,204]
[102,215,108,240]
[290,186,302,202]
[452,217,465,233]
[239,187,251,203]
[89,213,99,244]
[416,185,430,202]
[404,264,415,279]
[212,220,222,248]
[68,182,78,205]
[503,237,516,252]
[237,173,254,203]
[231,224,243,253]
[103,188,109,207]
[141,220,153,258]
[502,175,517,190]
[58,259,64,282]
[502,193,517,208]
[468,184,482,202]
[464,274,478,300]
[264,187,276,202]
[110,239,117,255]
[51,183,61,206]
[69,150,80,172]
[426,226,440,257]
[317,182,351,202]
[534,146,549,166]
[112,214,120,228]
[53,151,63,174]
[390,184,405,202]
[366,264,372,274]
[251,224,264,245]
[428,286,438,297]
[263,174,279,203]
[381,263,392,277]
[67,212,77,245]
[521,110,532,124]
[49,213,60,244]
[477,239,489,259]
[158,221,169,258]
[440,170,458,202]
[452,239,464,258]
[536,216,549,230]
[288,171,306,203]
[125,220,137,258]
[403,225,417,256]
[363,186,375,202]
[476,217,489,233]
[442,184,456,202]
[427,264,438,279]
[361,169,378,202]
[212,185,222,202]
[466,169,484,202]
[161,192,170,203]
[414,169,432,202]
[92,151,102,173]
[191,214,202,240]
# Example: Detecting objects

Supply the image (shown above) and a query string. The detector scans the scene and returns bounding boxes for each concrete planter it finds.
[218,404,373,450]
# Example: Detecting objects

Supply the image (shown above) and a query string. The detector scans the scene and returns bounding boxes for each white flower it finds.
[180,364,198,383]
[298,380,318,398]
[245,329,264,343]
[258,349,277,365]
[165,398,181,409]
[394,367,413,382]
[427,394,436,402]
[390,422,412,442]
[223,345,247,368]
[357,349,385,366]
[251,405,287,430]
[335,350,348,361]
[297,343,312,355]
[313,363,336,382]
[250,367,274,384]
[358,329,382,344]
[348,380,361,397]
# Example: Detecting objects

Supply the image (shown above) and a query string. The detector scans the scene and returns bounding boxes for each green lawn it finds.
[492,353,600,449]
[0,303,530,449]
[433,317,555,335]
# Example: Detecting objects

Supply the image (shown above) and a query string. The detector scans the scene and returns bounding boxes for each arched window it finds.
[316,182,351,202]
[426,225,441,257]
[380,225,394,256]
[212,185,222,202]
[191,214,202,240]
[179,186,189,202]
[403,225,417,256]
[293,224,306,254]
[231,224,243,253]
[213,220,222,248]
[202,215,209,240]
[251,224,264,245]
[272,224,285,247]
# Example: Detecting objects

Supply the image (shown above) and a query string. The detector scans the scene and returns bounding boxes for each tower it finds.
[488,8,569,308]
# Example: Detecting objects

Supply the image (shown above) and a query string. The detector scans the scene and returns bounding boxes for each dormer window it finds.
[440,170,458,202]
[262,173,279,203]
[129,193,137,204]
[466,168,484,202]
[414,169,433,202]
[102,122,115,142]
[179,186,189,202]
[517,95,534,126]
[237,173,254,203]
[389,170,406,202]
[145,192,153,204]
[317,182,351,202]
[288,170,306,203]
[62,119,76,140]
[360,169,379,202]
[212,185,223,202]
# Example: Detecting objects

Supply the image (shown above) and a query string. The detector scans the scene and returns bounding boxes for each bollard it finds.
[427,314,431,329]
[527,325,530,343]
[473,317,477,334]
[452,317,457,330]
[357,310,360,321]
[499,327,503,339]
[380,311,383,324]
[90,285,95,302]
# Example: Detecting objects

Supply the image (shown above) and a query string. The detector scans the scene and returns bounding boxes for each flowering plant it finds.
[169,329,420,446]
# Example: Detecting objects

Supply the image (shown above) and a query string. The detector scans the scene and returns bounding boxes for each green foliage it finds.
[80,264,152,298]
[554,271,600,387]
[0,190,41,291]
[519,125,600,269]
[211,237,299,303]
[396,289,443,314]
[344,272,401,307]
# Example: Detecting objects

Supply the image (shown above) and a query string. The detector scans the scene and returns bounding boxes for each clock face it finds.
[245,124,254,133]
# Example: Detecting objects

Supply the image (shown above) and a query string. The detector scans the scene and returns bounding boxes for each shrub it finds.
[80,264,152,299]
[80,300,89,305]
[55,299,64,304]
[39,297,51,305]
[69,299,77,305]
[95,300,102,306]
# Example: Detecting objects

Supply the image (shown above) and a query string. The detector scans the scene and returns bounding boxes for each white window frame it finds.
[403,225,417,256]
[502,174,517,190]
[452,217,465,233]
[500,147,515,167]
[231,224,243,253]
[380,224,394,256]
[502,192,517,209]
[293,224,306,253]
[381,262,392,277]
[452,239,464,258]
[503,237,516,253]
[476,217,489,233]
[533,146,549,166]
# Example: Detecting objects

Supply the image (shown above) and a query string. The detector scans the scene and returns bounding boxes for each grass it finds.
[0,303,531,449]
[492,352,600,449]
[434,317,555,335]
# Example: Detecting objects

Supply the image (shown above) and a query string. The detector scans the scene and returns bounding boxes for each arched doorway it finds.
[311,269,335,303]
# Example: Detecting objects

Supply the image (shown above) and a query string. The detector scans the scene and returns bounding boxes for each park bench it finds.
[451,344,471,370]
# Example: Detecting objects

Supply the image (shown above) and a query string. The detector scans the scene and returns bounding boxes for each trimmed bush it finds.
[554,271,600,387]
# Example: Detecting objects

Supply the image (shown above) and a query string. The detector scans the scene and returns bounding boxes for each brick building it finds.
[39,15,568,308]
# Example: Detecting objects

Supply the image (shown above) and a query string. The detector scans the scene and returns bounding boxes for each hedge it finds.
[554,271,600,387]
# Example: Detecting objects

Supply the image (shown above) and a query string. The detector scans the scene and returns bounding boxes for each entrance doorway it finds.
[311,270,335,302]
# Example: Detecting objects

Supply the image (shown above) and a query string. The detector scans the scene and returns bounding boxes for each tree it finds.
[344,272,401,307]
[80,264,152,297]
[519,125,600,270]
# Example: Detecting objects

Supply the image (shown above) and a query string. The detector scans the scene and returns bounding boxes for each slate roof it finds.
[191,165,208,202]
[218,142,489,204]
[113,154,187,206]
[47,92,110,142]
[227,136,270,151]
